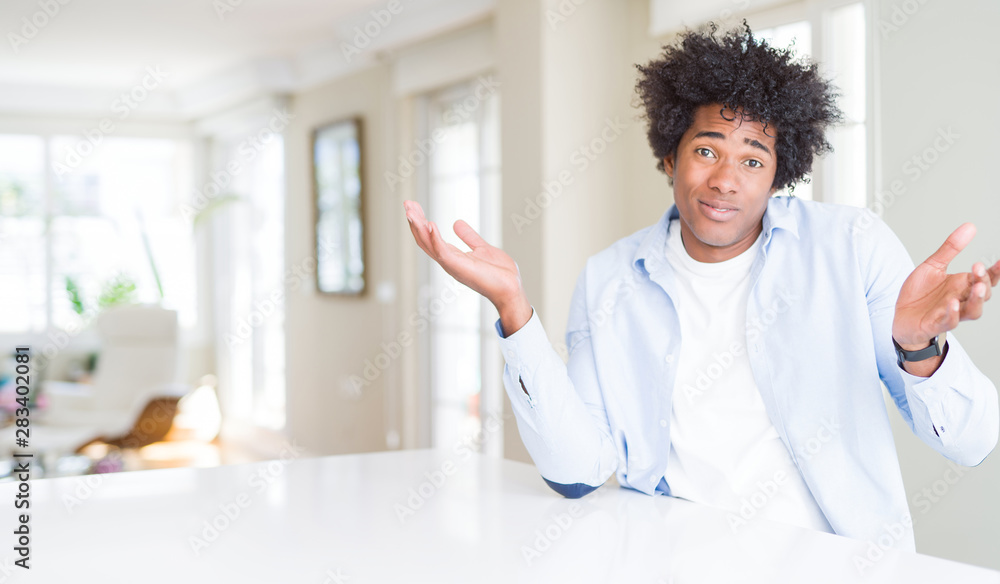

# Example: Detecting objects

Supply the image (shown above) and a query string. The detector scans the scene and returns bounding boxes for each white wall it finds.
[876,0,1000,569]
[284,64,393,455]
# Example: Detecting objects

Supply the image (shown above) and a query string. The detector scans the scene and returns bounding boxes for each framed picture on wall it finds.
[312,117,365,295]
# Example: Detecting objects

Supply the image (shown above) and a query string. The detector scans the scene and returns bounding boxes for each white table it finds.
[1,449,997,583]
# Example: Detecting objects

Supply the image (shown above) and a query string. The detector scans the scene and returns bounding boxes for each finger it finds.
[454,219,489,250]
[923,223,976,271]
[404,203,434,255]
[972,262,993,302]
[988,259,1000,287]
[962,281,987,321]
[427,221,466,264]
[407,217,433,257]
[403,200,428,226]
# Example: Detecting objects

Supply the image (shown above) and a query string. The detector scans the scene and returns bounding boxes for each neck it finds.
[679,222,763,263]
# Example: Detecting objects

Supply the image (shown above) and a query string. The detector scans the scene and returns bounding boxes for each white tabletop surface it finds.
[1,449,998,583]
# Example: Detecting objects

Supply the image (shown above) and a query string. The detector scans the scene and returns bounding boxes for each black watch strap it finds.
[893,333,947,368]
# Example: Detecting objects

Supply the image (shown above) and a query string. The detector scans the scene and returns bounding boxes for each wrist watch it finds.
[892,332,947,368]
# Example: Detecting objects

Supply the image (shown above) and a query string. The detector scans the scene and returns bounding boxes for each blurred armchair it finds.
[6,305,190,463]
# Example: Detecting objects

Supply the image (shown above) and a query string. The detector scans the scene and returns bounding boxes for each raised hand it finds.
[403,200,532,335]
[892,223,999,352]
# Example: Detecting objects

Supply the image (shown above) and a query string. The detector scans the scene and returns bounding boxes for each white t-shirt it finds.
[663,218,834,534]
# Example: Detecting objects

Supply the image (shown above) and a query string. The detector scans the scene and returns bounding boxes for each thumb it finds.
[924,223,976,271]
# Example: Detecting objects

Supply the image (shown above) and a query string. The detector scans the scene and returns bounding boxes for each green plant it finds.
[97,273,138,309]
[65,275,86,315]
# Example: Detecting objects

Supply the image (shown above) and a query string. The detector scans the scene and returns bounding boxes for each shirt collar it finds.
[632,196,800,274]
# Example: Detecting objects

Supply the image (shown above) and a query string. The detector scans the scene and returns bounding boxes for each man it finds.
[402,23,999,552]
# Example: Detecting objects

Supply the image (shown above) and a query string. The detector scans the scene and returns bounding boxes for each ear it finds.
[663,153,675,178]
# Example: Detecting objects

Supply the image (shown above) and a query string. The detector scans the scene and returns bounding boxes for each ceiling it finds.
[0,0,493,120]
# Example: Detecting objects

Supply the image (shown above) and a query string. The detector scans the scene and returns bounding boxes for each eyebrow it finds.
[693,131,772,156]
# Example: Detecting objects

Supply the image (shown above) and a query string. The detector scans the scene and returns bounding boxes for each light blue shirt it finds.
[494,196,998,551]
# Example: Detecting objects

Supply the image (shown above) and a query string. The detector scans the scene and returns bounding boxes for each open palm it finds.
[403,200,523,310]
[893,223,998,348]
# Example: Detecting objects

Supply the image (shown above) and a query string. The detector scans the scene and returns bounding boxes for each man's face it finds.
[663,103,778,263]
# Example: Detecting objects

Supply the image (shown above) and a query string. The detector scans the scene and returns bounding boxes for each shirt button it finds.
[659,419,667,428]
[664,354,674,364]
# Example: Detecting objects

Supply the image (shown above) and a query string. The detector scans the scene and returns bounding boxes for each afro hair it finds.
[634,21,843,192]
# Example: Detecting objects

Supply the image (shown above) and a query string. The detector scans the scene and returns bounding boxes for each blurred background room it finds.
[0,0,996,570]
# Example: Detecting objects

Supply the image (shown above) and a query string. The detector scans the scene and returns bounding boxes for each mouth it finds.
[699,200,738,212]
[697,200,739,222]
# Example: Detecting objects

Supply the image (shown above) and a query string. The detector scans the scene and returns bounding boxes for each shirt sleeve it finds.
[857,209,999,466]
[494,266,619,488]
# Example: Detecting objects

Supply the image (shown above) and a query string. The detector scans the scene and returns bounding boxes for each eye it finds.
[745,159,763,168]
[695,147,715,158]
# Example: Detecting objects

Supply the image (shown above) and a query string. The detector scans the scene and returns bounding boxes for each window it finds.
[0,135,195,337]
[821,2,867,209]
[756,20,816,201]
[211,134,286,429]
[417,77,502,456]
[753,0,869,207]
[0,136,46,334]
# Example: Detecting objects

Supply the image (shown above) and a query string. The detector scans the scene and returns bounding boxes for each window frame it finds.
[413,75,503,458]
[742,0,878,208]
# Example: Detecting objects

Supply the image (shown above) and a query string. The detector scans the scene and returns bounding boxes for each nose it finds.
[706,161,738,195]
